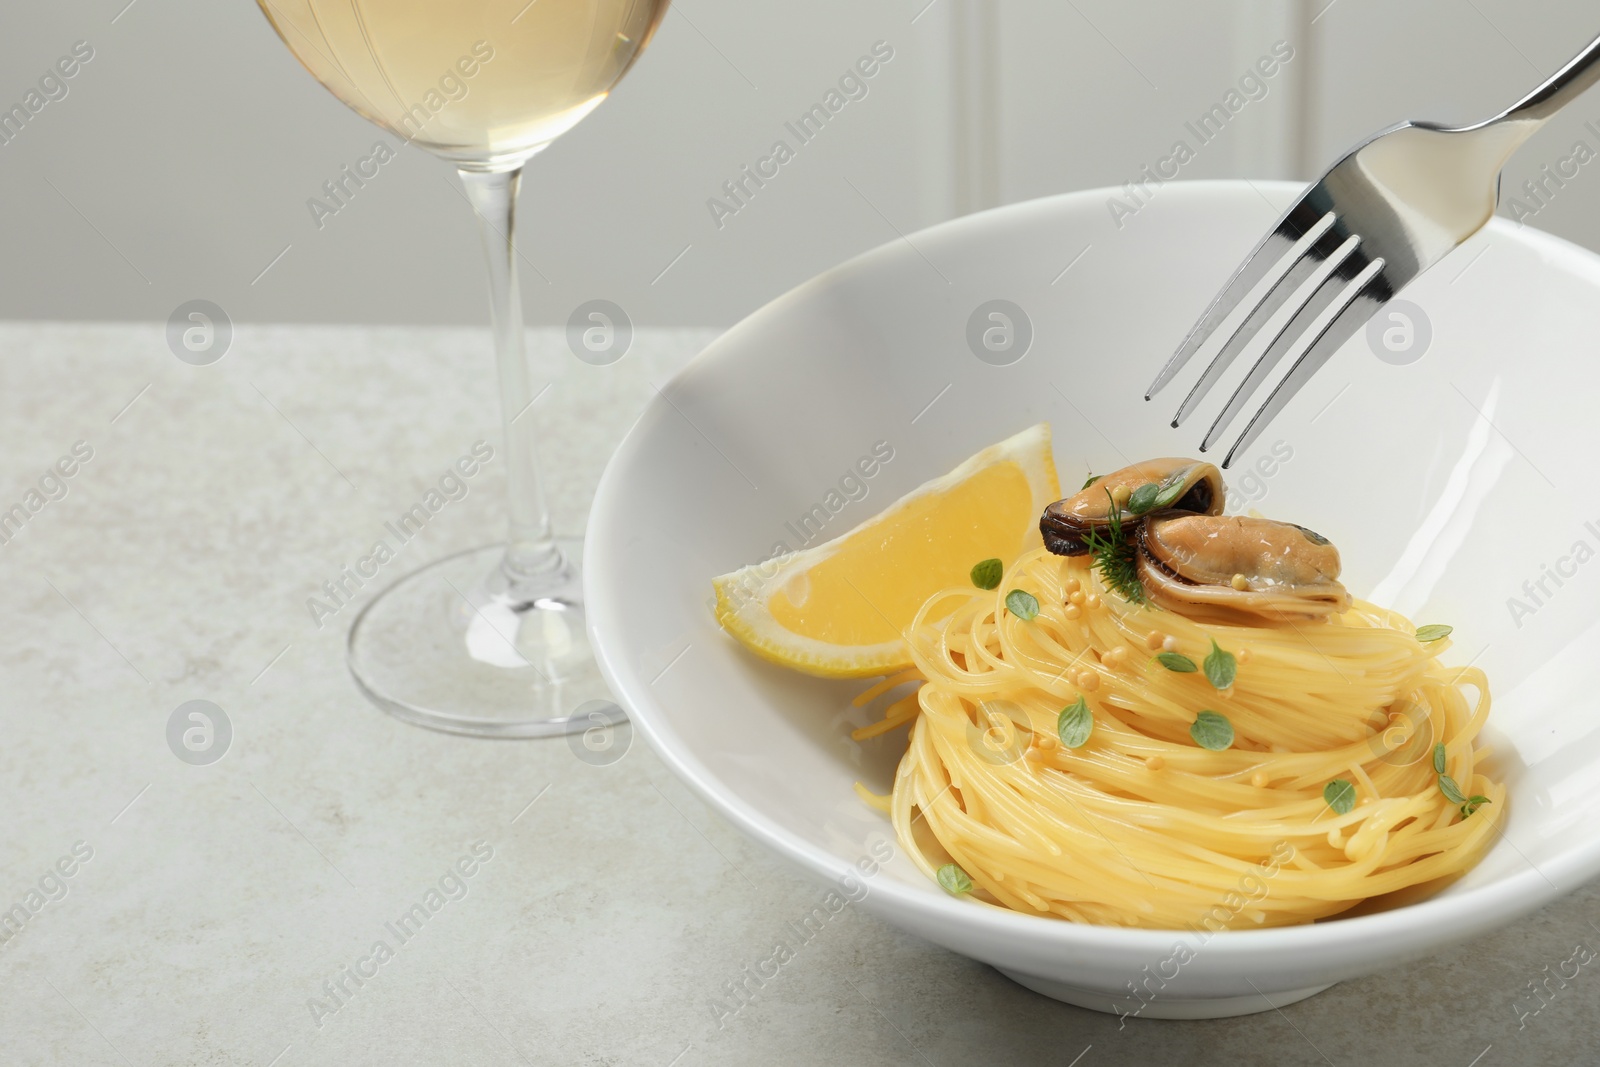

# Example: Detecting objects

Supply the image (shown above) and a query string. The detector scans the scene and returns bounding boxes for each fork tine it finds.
[1145,202,1335,400]
[1199,234,1365,452]
[1171,221,1348,427]
[1221,260,1393,468]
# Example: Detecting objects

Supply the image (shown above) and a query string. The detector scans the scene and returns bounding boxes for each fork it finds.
[1146,30,1600,468]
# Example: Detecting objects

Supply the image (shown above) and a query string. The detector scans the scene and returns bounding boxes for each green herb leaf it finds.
[1081,473,1101,490]
[970,558,1003,590]
[1416,624,1453,643]
[1203,639,1237,689]
[1005,589,1040,621]
[1438,775,1467,805]
[1190,710,1234,750]
[1460,795,1492,819]
[1083,527,1145,604]
[1081,489,1148,605]
[1156,651,1197,673]
[1127,482,1161,515]
[1323,779,1356,815]
[1057,696,1093,748]
[1158,473,1196,511]
[1432,742,1447,775]
[936,863,973,895]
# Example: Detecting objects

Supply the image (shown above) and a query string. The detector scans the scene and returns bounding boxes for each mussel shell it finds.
[1041,458,1223,556]
[1136,514,1351,623]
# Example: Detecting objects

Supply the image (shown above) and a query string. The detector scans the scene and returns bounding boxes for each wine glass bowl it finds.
[258,0,669,736]
[259,0,668,170]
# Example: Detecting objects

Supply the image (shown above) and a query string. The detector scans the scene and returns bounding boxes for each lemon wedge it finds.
[712,423,1060,678]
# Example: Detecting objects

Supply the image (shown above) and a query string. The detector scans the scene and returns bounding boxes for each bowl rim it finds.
[586,178,1600,960]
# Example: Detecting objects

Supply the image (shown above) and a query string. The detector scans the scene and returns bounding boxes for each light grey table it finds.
[1,322,1596,1067]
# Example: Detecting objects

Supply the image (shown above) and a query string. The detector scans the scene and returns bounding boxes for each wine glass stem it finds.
[458,165,566,592]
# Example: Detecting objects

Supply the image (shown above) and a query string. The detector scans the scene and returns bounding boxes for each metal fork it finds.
[1147,30,1600,468]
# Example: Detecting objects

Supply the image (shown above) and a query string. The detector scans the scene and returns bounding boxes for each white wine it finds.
[259,0,669,167]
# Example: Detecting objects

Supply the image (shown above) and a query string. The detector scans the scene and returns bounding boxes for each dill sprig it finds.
[1081,489,1147,605]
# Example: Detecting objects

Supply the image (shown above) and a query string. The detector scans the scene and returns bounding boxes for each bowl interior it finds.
[587,180,1600,942]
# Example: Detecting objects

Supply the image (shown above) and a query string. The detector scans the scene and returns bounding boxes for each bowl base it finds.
[995,968,1334,1019]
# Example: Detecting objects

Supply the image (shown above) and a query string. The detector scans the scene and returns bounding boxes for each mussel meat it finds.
[1041,458,1223,556]
[1136,514,1351,623]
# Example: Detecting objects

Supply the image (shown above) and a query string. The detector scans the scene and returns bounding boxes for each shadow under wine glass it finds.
[257,0,672,737]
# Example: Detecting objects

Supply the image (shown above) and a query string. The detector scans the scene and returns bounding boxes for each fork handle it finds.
[1498,30,1600,126]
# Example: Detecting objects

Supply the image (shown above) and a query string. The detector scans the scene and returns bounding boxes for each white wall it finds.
[0,0,1596,327]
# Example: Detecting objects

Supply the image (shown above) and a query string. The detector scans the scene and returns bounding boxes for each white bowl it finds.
[585,180,1600,1019]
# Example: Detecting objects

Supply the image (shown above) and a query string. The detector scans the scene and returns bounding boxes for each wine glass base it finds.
[347,541,615,738]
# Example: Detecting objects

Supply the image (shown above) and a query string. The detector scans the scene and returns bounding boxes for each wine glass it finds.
[257,0,670,737]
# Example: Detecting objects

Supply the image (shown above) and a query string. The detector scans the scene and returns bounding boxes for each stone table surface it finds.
[0,321,1597,1067]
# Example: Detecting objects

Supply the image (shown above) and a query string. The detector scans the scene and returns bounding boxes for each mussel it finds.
[1041,458,1223,556]
[1137,514,1351,624]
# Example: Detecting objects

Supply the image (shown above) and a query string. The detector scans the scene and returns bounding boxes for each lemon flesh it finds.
[712,423,1059,678]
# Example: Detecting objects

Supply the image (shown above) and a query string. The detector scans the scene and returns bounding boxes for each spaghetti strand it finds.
[870,548,1503,929]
